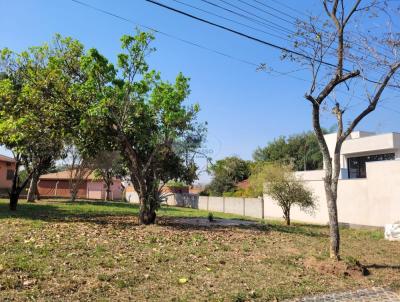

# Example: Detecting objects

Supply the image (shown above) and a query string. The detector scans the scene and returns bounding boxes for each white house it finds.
[324,131,400,179]
[267,131,400,227]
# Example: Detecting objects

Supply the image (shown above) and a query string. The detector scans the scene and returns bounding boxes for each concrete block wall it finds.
[127,160,400,227]
[264,160,400,227]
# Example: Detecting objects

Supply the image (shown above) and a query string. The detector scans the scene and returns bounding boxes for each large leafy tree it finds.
[0,35,86,209]
[206,156,251,196]
[81,31,203,224]
[253,132,324,171]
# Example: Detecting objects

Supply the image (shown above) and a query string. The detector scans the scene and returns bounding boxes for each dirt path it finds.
[286,287,400,301]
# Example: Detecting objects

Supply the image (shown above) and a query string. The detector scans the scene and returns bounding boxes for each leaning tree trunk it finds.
[9,177,31,210]
[9,160,21,211]
[27,172,39,203]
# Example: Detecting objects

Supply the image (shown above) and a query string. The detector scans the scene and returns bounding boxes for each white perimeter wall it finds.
[168,160,400,227]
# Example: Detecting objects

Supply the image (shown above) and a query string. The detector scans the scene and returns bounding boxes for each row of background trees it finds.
[204,130,331,197]
[202,131,320,226]
[0,31,204,224]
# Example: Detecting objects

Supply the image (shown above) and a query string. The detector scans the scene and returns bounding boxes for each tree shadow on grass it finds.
[267,223,328,238]
[157,216,328,238]
[0,200,138,221]
[365,264,400,270]
[0,200,328,237]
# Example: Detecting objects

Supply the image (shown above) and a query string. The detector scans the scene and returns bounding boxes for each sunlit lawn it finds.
[0,199,399,301]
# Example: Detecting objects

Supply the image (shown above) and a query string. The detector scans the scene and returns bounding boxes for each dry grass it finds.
[0,199,400,301]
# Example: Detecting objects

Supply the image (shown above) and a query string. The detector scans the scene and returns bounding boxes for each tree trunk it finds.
[27,173,39,203]
[283,208,291,226]
[139,205,157,225]
[105,182,112,201]
[70,186,78,202]
[324,181,340,259]
[9,159,21,211]
[312,104,341,260]
[9,191,19,211]
[285,213,290,226]
[138,189,158,225]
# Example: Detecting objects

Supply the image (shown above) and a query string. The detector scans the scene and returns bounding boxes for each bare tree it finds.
[287,0,400,259]
[63,145,95,202]
[26,155,53,202]
[93,151,126,201]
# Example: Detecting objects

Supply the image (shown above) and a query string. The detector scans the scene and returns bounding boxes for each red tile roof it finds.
[236,179,250,190]
[0,154,16,163]
[40,169,96,181]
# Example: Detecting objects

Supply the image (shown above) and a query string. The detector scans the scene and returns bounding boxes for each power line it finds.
[252,0,298,21]
[170,0,293,43]
[263,0,396,59]
[145,0,340,69]
[239,0,395,72]
[68,0,304,77]
[236,0,295,26]
[199,0,292,35]
[147,0,400,87]
[68,0,400,116]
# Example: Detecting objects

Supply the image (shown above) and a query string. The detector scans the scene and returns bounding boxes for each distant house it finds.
[236,179,250,190]
[38,170,123,200]
[189,184,206,195]
[0,155,16,191]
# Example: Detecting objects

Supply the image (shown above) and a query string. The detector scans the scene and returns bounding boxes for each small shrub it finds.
[249,163,316,225]
[208,212,214,222]
[232,292,247,302]
[344,255,359,266]
[98,274,113,282]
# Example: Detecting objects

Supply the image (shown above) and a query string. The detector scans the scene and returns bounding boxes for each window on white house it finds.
[347,153,395,178]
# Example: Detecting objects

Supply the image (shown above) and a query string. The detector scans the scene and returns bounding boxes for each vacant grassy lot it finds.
[1,199,400,301]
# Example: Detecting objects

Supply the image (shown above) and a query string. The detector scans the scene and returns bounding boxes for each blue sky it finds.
[1,0,399,183]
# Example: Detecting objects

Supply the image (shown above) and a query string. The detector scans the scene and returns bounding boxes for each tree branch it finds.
[315,70,360,104]
[340,62,400,142]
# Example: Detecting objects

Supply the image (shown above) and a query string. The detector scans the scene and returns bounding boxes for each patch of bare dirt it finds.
[303,257,370,279]
[161,217,258,227]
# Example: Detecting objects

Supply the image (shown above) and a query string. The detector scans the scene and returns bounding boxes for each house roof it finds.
[0,154,16,163]
[40,170,97,181]
[236,179,250,190]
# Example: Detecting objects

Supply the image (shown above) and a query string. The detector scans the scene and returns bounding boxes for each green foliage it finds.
[206,156,251,196]
[207,212,214,222]
[253,131,324,171]
[165,180,188,189]
[249,162,315,225]
[0,35,87,207]
[79,30,204,223]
